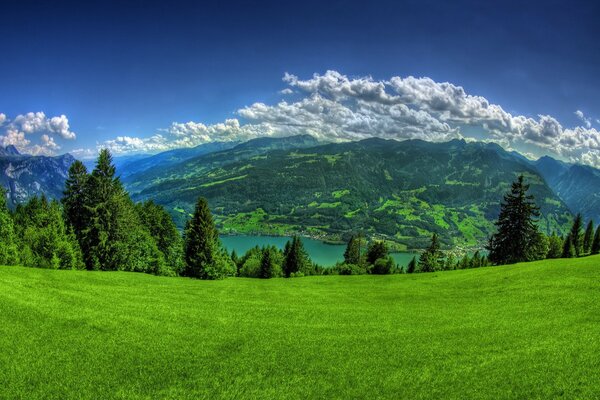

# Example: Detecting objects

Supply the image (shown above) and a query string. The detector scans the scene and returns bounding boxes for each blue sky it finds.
[1,0,600,164]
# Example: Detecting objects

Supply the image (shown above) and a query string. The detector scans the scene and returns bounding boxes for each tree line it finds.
[0,151,596,278]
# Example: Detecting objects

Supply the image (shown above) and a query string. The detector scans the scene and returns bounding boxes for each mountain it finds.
[117,141,239,178]
[0,145,20,157]
[0,148,75,207]
[125,136,571,250]
[122,134,321,191]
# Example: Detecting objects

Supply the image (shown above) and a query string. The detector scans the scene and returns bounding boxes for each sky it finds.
[1,0,600,165]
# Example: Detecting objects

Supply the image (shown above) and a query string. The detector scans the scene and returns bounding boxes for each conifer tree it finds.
[282,236,310,277]
[583,220,594,255]
[562,234,575,258]
[62,160,89,240]
[487,175,541,265]
[0,187,18,265]
[569,214,583,257]
[418,233,443,272]
[592,226,600,255]
[343,234,364,266]
[259,247,275,279]
[183,197,234,279]
[406,256,417,273]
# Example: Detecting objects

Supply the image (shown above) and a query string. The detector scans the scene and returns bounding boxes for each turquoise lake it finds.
[220,235,420,267]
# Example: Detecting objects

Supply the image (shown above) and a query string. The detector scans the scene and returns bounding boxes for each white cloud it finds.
[575,110,592,129]
[0,112,75,155]
[93,70,600,168]
[279,88,294,95]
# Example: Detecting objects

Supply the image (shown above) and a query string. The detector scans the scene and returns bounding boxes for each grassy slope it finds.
[1,257,599,399]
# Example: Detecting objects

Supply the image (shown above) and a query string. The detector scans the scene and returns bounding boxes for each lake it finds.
[220,235,420,267]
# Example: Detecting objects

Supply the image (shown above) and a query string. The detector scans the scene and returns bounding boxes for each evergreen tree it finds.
[80,149,165,273]
[259,247,276,278]
[583,220,594,255]
[282,236,310,277]
[406,256,417,274]
[14,196,83,269]
[569,214,584,257]
[183,197,234,279]
[62,160,89,240]
[418,233,443,272]
[343,234,364,266]
[592,226,600,255]
[136,200,184,275]
[487,175,541,265]
[0,187,18,265]
[562,234,575,258]
[366,241,389,265]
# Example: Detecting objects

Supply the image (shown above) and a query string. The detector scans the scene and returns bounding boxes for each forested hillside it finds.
[126,137,572,249]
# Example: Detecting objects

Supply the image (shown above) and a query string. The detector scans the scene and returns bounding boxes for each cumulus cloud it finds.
[94,70,600,168]
[0,112,76,155]
[575,110,592,129]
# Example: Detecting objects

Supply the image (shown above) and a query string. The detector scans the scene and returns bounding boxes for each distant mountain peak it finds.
[0,145,20,156]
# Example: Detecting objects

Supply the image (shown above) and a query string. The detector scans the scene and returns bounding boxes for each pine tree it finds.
[418,233,443,272]
[592,226,600,255]
[283,236,310,277]
[183,197,234,279]
[343,234,364,266]
[562,234,575,258]
[569,214,584,257]
[487,175,541,265]
[583,220,594,255]
[62,160,89,240]
[0,187,18,265]
[406,256,417,273]
[259,247,275,279]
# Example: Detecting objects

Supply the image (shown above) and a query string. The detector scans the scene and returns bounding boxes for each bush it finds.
[371,257,395,275]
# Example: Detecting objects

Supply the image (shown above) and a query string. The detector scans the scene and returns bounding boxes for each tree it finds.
[562,234,575,258]
[259,247,279,278]
[136,200,184,275]
[80,149,165,274]
[568,214,584,257]
[14,196,83,269]
[0,187,18,265]
[487,175,541,265]
[183,197,234,279]
[546,232,564,259]
[583,220,594,255]
[406,256,417,273]
[418,233,443,272]
[343,234,365,266]
[592,226,600,255]
[62,160,89,240]
[371,256,394,274]
[282,236,311,277]
[366,241,389,266]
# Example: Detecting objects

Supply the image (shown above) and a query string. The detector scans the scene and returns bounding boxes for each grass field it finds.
[1,257,599,399]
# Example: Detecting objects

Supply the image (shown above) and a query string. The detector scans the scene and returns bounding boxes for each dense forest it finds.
[0,149,596,279]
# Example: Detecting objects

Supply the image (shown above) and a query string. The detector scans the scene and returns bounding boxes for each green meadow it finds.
[1,257,599,399]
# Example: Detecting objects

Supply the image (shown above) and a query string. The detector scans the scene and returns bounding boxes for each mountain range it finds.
[1,136,598,249]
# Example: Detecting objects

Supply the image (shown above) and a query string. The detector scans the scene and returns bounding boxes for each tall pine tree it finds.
[183,197,234,279]
[583,220,594,255]
[62,160,89,241]
[418,233,443,272]
[282,236,310,277]
[343,234,364,266]
[592,226,600,255]
[487,175,541,265]
[568,214,583,257]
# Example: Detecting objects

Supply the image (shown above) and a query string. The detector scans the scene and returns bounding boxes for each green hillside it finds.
[1,257,599,399]
[128,137,572,249]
